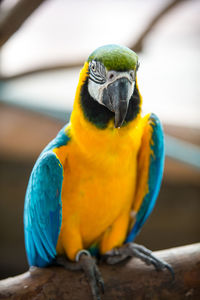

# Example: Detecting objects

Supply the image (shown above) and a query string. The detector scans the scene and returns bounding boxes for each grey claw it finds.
[56,254,104,300]
[80,254,104,300]
[165,263,175,281]
[94,265,105,294]
[104,243,175,281]
[99,280,105,294]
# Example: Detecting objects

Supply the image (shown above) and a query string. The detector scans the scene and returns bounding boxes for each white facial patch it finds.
[126,79,135,102]
[88,71,135,106]
[88,79,105,104]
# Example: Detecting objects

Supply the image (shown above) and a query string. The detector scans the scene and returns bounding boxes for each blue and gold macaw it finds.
[24,44,172,300]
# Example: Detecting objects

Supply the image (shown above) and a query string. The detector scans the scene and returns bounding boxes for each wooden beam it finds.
[0,244,200,300]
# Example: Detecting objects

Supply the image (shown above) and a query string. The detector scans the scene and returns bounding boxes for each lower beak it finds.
[103,77,133,128]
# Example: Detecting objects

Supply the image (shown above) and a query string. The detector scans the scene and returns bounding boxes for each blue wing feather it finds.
[126,114,164,242]
[24,125,70,267]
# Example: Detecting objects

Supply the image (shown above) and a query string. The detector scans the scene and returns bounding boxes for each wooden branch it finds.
[0,61,84,80]
[0,244,199,299]
[0,0,47,48]
[0,0,188,80]
[130,0,187,52]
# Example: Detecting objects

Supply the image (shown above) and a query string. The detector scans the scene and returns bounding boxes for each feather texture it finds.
[126,113,164,242]
[24,125,70,267]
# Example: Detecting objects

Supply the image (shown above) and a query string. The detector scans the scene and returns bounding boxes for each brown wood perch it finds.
[0,243,199,299]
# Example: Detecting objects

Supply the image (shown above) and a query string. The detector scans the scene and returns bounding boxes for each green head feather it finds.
[88,44,138,72]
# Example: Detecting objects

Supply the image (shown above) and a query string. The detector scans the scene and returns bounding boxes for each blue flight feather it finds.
[24,124,70,267]
[126,113,165,242]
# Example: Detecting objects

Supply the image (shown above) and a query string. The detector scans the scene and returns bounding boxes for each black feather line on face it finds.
[80,78,141,129]
[88,76,106,85]
[88,61,106,85]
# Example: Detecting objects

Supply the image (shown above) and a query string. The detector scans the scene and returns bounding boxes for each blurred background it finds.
[0,0,199,279]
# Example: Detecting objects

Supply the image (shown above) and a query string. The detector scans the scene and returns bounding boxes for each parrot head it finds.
[87,44,139,128]
[77,44,141,129]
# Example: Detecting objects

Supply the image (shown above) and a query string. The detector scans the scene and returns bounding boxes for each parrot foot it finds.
[104,242,174,280]
[56,251,104,300]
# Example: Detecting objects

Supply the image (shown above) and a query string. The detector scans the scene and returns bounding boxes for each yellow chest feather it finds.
[54,118,145,250]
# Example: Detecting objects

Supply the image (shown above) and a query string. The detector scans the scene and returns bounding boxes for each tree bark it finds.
[0,243,199,300]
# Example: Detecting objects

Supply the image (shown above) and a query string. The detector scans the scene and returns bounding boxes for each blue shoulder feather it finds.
[24,125,70,267]
[126,114,164,242]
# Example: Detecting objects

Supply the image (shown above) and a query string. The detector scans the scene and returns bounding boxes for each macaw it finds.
[24,44,173,300]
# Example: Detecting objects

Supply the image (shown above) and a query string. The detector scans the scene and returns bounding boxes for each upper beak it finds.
[102,77,133,128]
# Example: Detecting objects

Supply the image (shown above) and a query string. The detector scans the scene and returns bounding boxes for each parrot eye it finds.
[89,61,106,85]
[91,62,96,72]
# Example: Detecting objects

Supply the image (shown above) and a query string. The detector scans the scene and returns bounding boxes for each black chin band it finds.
[80,78,113,129]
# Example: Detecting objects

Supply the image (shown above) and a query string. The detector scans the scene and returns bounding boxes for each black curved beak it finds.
[102,77,133,128]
